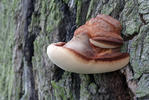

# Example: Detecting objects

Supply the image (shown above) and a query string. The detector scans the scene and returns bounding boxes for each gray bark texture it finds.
[0,0,149,100]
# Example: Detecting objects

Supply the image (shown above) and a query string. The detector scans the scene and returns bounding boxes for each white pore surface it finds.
[47,44,129,74]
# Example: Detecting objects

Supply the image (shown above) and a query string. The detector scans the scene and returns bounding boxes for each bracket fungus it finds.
[47,14,130,74]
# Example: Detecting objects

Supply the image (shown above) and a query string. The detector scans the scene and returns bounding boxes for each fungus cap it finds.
[47,14,130,74]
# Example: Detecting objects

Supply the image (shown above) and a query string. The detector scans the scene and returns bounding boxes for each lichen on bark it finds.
[0,0,18,99]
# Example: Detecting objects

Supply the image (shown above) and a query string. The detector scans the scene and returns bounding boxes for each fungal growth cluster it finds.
[47,14,129,74]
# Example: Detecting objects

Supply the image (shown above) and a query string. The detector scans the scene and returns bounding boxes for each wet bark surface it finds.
[13,0,38,100]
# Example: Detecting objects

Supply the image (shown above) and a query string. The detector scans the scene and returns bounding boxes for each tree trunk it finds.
[0,0,149,100]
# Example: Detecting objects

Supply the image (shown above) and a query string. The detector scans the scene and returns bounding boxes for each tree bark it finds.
[1,0,149,100]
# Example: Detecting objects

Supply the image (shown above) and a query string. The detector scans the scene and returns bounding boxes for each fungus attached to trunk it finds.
[47,14,130,74]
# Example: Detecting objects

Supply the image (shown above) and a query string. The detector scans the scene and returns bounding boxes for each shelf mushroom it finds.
[47,14,130,74]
